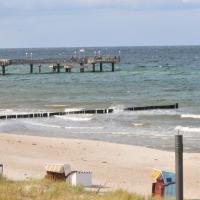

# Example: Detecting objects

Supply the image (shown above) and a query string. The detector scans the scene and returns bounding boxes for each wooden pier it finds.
[0,56,120,75]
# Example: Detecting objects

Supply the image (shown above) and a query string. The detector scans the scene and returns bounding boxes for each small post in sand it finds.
[175,133,183,200]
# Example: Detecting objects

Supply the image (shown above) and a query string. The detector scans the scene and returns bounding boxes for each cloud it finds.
[182,0,200,3]
[1,0,200,48]
[0,0,200,15]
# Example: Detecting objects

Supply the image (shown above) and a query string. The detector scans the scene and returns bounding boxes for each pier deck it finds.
[0,56,120,75]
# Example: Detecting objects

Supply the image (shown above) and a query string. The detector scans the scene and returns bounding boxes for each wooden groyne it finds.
[0,104,178,120]
[0,109,114,120]
[0,56,120,75]
[124,103,179,111]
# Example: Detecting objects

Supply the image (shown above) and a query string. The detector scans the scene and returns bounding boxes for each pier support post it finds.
[100,62,103,72]
[2,65,5,75]
[118,56,121,63]
[38,65,41,73]
[65,68,68,73]
[92,63,96,72]
[80,63,84,73]
[175,134,184,200]
[65,68,71,73]
[112,62,115,72]
[57,63,60,73]
[30,64,33,74]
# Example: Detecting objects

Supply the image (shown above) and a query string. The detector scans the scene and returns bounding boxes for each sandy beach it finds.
[0,133,199,199]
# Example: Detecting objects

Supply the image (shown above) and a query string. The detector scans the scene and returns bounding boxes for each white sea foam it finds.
[181,114,200,119]
[111,132,130,135]
[175,126,200,133]
[45,104,68,107]
[64,108,84,112]
[23,121,101,130]
[0,109,14,115]
[133,109,179,116]
[55,115,93,122]
[132,123,144,127]
[109,105,124,113]
[0,109,48,116]
[64,126,103,130]
[24,121,62,129]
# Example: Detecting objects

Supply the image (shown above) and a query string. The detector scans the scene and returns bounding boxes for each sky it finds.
[0,0,200,48]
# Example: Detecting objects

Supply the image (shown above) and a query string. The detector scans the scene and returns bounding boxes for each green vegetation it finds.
[0,175,154,200]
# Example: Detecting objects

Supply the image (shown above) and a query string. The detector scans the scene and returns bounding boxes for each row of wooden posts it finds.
[1,62,116,75]
[0,104,179,120]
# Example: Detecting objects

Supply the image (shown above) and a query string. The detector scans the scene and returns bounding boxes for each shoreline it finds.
[0,133,200,199]
[3,131,199,153]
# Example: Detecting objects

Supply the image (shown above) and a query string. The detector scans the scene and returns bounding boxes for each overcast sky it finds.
[1,0,200,48]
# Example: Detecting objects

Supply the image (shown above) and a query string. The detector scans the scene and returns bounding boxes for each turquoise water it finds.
[1,46,200,152]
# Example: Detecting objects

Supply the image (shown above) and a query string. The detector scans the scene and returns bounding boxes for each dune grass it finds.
[0,175,155,200]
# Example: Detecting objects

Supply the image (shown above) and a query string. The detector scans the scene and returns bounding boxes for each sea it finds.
[0,46,200,152]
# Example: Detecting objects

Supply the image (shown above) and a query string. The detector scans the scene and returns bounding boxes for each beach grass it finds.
[0,175,155,200]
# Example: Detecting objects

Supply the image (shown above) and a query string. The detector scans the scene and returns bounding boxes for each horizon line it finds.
[1,44,200,50]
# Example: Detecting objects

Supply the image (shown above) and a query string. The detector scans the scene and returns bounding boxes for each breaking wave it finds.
[175,126,200,133]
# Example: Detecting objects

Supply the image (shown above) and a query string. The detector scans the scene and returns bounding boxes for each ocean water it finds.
[1,46,200,152]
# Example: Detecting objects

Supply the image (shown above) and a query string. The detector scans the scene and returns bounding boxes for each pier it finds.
[0,56,120,75]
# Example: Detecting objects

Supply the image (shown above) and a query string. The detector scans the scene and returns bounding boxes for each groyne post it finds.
[30,64,33,74]
[100,62,103,72]
[175,134,183,200]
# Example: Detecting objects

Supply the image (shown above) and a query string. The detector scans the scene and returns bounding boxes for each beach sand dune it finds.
[0,133,199,199]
